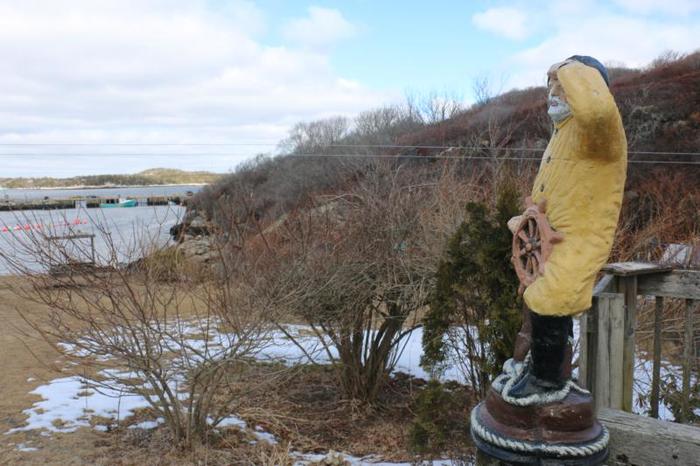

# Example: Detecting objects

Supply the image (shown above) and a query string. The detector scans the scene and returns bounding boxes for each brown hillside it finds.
[195,52,700,262]
[397,51,700,157]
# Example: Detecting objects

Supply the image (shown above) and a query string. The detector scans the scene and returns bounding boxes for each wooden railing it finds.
[476,261,700,465]
[577,263,700,464]
[580,263,699,419]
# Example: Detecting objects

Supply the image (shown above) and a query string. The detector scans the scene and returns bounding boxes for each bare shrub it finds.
[246,161,462,403]
[0,211,271,448]
[279,116,350,154]
[614,170,700,262]
[405,90,465,124]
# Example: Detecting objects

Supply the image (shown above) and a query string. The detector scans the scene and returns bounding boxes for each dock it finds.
[0,194,192,211]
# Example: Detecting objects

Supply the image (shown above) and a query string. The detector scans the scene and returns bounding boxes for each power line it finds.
[0,143,698,157]
[3,152,693,165]
[279,153,700,165]
[312,144,700,157]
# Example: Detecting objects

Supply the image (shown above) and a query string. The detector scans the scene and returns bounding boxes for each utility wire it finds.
[0,143,698,157]
[2,152,697,165]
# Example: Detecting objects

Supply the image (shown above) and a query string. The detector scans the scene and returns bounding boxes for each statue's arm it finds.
[557,62,624,159]
[523,236,599,316]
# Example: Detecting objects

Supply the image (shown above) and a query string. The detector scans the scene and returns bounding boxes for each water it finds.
[0,204,185,275]
[0,185,203,201]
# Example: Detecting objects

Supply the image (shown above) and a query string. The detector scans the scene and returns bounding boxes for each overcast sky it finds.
[1,0,699,177]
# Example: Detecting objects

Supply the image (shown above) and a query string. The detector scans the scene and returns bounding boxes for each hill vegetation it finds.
[195,50,700,263]
[0,168,222,188]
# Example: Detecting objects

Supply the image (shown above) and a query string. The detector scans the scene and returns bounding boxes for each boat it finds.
[99,198,138,208]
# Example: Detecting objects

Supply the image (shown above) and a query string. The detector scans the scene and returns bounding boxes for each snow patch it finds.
[15,443,39,452]
[8,376,149,433]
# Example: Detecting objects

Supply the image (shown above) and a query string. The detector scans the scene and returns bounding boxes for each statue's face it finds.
[547,59,572,100]
[547,59,574,123]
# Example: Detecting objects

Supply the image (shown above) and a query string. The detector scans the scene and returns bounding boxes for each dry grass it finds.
[0,275,471,464]
[230,363,475,462]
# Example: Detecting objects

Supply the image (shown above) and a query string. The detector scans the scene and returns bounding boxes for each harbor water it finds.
[0,186,197,275]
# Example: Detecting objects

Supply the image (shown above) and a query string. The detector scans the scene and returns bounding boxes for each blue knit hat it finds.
[567,55,610,86]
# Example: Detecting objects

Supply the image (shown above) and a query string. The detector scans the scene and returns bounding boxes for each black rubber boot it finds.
[507,311,572,399]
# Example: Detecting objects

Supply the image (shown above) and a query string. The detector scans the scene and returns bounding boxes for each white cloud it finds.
[612,0,700,16]
[282,6,357,49]
[493,3,700,90]
[0,1,382,176]
[472,7,529,40]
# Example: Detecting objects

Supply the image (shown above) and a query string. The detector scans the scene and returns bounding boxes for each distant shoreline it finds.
[0,183,209,191]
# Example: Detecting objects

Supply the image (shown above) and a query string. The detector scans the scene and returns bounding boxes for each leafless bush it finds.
[613,170,700,262]
[648,50,685,70]
[0,211,272,448]
[404,90,465,125]
[279,116,350,154]
[353,104,422,144]
[241,162,475,403]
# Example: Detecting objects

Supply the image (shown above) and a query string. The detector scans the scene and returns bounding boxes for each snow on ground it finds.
[15,443,39,452]
[7,376,152,434]
[291,452,458,466]
[10,325,455,437]
[9,317,692,461]
[8,323,457,463]
[632,353,699,420]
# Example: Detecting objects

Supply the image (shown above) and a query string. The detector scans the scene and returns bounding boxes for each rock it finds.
[177,237,214,263]
[189,216,206,229]
[170,209,212,241]
[179,238,207,254]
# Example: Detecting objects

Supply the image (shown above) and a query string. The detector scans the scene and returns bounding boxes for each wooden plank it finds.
[682,298,696,423]
[587,304,599,393]
[596,295,611,409]
[593,273,615,295]
[617,276,638,413]
[578,311,589,389]
[579,300,599,393]
[602,261,672,276]
[609,294,625,410]
[651,296,664,419]
[637,270,700,300]
[600,408,700,466]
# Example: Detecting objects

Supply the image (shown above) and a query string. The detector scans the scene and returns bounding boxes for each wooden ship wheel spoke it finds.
[511,197,564,294]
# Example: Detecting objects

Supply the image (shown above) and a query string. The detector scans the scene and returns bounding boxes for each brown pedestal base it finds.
[470,358,609,466]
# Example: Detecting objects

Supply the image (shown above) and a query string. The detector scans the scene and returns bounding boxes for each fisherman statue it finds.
[470,55,627,465]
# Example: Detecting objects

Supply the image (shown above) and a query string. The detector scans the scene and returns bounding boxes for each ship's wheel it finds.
[511,197,564,294]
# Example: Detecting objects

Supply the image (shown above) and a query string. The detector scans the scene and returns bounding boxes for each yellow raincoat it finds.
[524,61,627,316]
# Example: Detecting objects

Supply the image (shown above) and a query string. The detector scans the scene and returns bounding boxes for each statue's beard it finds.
[547,95,571,123]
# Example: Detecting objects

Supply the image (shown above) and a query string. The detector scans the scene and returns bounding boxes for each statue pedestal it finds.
[470,356,609,466]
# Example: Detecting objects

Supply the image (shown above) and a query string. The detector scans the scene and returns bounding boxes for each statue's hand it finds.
[508,215,523,234]
[547,58,575,81]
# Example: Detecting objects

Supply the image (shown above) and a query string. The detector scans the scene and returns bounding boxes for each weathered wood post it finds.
[580,263,672,412]
[617,274,637,413]
[579,292,625,410]
[575,266,700,464]
[681,298,697,423]
[650,296,663,418]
